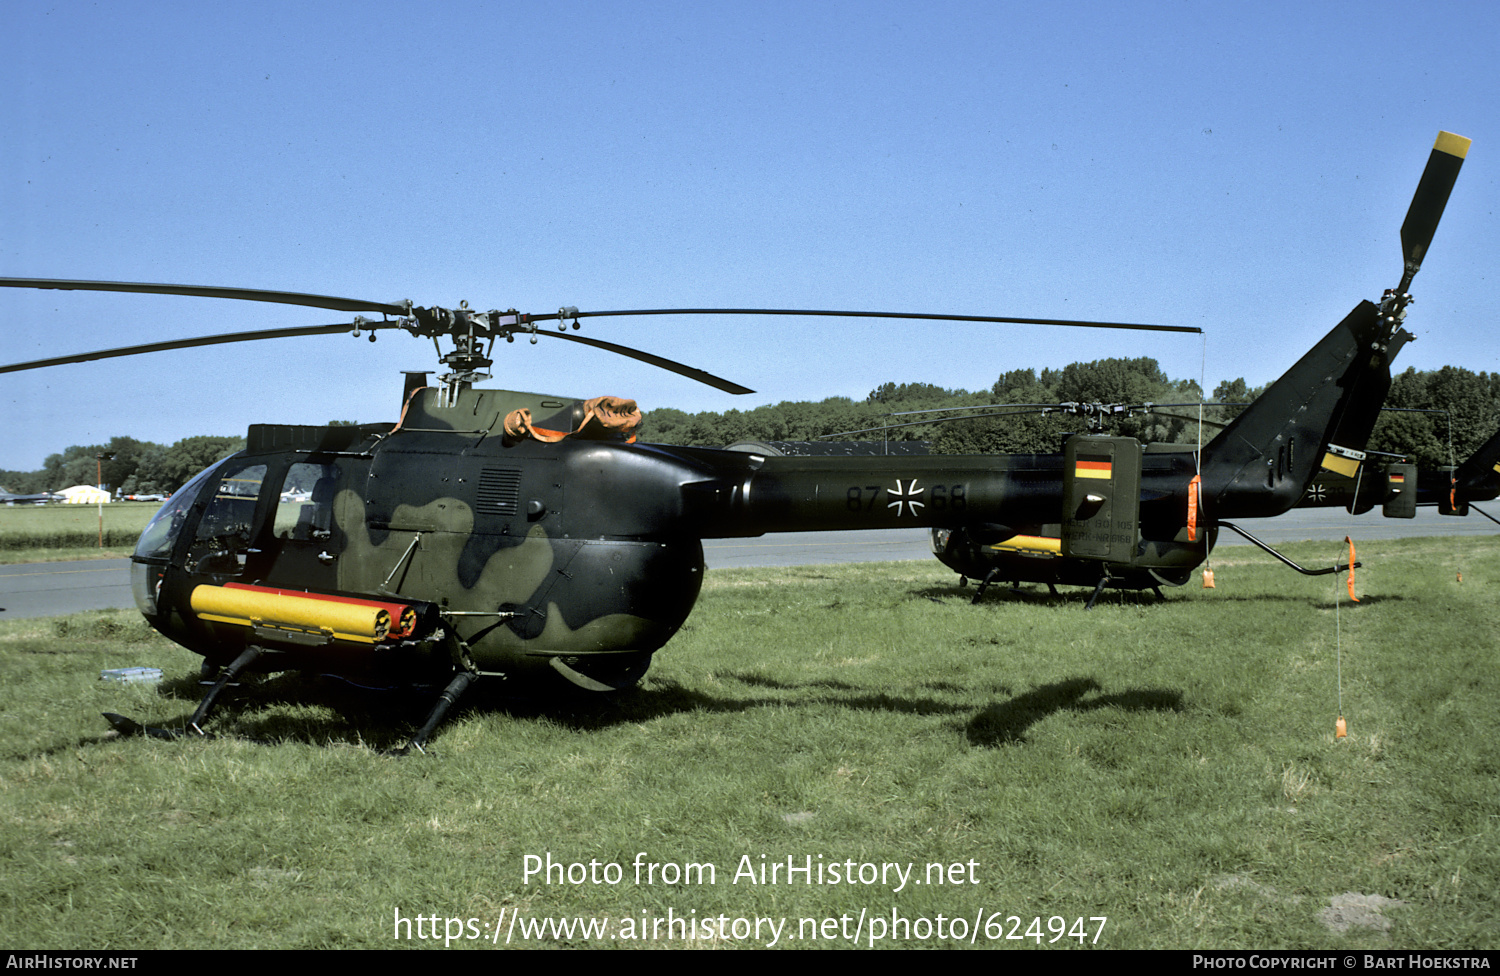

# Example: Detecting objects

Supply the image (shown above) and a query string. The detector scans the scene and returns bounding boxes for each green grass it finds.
[1,537,1496,949]
[0,502,159,559]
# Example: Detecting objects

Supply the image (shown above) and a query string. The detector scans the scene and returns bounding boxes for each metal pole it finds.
[94,451,114,547]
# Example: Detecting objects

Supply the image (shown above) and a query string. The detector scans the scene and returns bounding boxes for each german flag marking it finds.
[1075,454,1112,480]
[1388,473,1405,483]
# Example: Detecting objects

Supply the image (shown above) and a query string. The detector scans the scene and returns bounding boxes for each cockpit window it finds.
[182,464,268,577]
[133,462,222,560]
[273,462,340,540]
[194,466,267,545]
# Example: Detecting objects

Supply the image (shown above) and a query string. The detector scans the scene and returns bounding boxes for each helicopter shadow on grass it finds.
[650,671,1187,750]
[1192,591,1406,609]
[128,667,824,747]
[130,667,1187,750]
[914,583,1171,610]
[965,677,1184,747]
[70,668,1192,754]
[724,673,981,719]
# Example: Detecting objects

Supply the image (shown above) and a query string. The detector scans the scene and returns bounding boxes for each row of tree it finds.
[643,359,1500,469]
[0,435,245,497]
[1367,366,1500,471]
[4,363,1495,495]
[642,357,1250,454]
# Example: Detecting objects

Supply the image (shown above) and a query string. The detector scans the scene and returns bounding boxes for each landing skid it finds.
[102,712,198,740]
[102,644,479,756]
[103,644,268,741]
[967,572,1062,604]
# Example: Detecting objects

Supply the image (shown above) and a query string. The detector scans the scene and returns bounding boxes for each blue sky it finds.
[4,0,1496,471]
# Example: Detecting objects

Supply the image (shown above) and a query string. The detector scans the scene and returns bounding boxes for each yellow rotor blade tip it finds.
[1435,131,1471,159]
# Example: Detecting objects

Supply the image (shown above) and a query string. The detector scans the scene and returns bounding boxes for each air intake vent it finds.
[478,467,522,516]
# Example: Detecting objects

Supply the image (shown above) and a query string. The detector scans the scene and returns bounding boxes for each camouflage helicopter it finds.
[0,290,1197,750]
[0,131,1469,752]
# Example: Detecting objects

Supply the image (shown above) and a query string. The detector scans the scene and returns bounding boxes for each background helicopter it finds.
[880,133,1471,603]
[0,132,1468,752]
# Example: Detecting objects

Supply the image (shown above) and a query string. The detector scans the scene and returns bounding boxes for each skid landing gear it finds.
[103,650,478,755]
[971,569,1000,604]
[389,671,478,757]
[105,645,272,740]
[970,575,1061,603]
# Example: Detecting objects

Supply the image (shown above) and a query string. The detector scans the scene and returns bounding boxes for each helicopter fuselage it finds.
[125,383,1298,689]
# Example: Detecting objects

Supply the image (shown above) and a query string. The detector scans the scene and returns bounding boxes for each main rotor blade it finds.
[0,278,408,316]
[1399,131,1471,292]
[567,308,1200,334]
[0,318,756,395]
[535,330,754,394]
[0,323,359,374]
[0,284,1196,334]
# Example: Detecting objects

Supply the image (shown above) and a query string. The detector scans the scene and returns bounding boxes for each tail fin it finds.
[1200,302,1405,518]
[1199,130,1469,520]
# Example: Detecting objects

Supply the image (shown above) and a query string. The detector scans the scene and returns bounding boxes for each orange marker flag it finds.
[1345,536,1358,602]
[1187,475,1201,541]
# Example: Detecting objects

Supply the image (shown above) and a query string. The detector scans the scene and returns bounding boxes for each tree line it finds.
[0,435,245,496]
[642,356,1236,453]
[4,362,1495,495]
[642,359,1500,469]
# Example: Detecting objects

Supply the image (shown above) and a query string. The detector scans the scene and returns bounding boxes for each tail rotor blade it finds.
[1399,131,1471,292]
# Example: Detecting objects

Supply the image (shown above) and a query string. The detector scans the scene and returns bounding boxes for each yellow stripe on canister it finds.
[988,535,1063,555]
[190,585,390,644]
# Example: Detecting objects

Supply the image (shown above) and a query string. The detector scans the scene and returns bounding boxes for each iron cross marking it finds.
[887,478,926,517]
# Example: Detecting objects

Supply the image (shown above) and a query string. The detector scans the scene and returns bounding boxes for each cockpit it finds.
[130,457,346,617]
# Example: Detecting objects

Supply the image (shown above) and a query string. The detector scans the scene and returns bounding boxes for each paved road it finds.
[0,558,135,620]
[703,505,1499,567]
[2,505,1494,620]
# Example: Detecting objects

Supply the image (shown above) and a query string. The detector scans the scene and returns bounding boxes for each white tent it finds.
[58,485,110,505]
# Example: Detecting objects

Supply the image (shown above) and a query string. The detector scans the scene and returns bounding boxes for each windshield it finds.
[131,462,224,560]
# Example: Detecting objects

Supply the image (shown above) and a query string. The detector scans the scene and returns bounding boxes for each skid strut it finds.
[972,568,1000,604]
[104,644,270,740]
[186,645,266,735]
[392,671,479,756]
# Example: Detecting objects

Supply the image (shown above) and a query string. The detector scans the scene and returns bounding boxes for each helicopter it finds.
[0,131,1469,752]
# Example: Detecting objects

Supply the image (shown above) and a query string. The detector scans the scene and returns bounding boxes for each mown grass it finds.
[0,502,160,560]
[0,537,1495,949]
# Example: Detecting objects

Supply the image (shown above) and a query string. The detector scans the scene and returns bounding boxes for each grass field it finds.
[0,537,1495,949]
[0,501,160,561]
